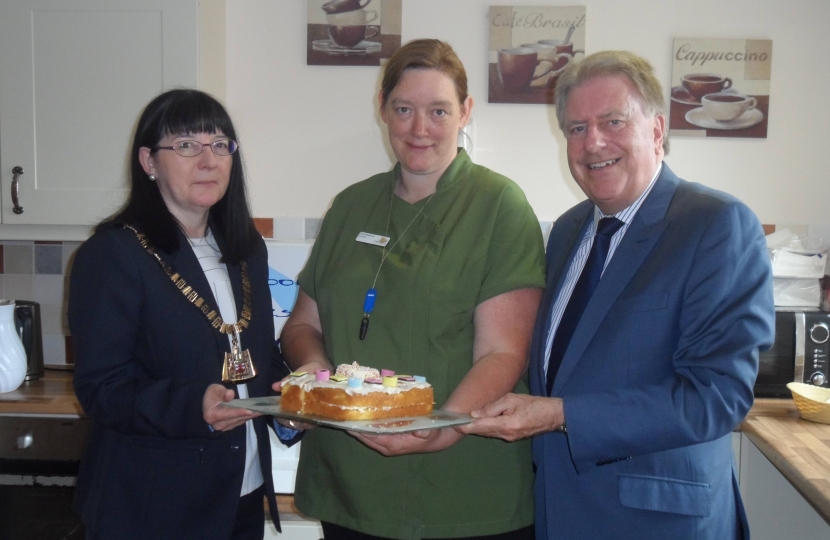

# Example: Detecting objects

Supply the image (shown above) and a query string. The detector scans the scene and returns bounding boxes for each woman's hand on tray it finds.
[271,360,332,392]
[203,384,260,432]
[350,426,463,456]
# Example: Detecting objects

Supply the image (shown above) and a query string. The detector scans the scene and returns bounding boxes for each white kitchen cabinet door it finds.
[739,433,830,539]
[0,0,198,225]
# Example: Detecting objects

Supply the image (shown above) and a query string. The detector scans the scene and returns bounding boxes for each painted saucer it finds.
[685,107,764,130]
[671,86,738,106]
[312,39,381,56]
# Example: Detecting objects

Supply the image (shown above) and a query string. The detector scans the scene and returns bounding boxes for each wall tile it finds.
[775,224,809,237]
[62,242,82,274]
[273,217,305,240]
[304,218,322,239]
[35,245,63,274]
[4,244,33,274]
[42,334,67,366]
[253,218,274,238]
[540,221,553,246]
[40,304,64,335]
[34,275,65,306]
[807,224,830,244]
[4,274,33,302]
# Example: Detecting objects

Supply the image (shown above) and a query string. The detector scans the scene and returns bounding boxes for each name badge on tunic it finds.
[356,232,390,247]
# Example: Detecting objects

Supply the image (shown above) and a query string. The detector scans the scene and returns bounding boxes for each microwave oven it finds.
[754,309,830,398]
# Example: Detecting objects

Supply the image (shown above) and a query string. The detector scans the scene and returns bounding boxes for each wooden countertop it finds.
[742,398,830,524]
[0,369,83,416]
[2,375,830,525]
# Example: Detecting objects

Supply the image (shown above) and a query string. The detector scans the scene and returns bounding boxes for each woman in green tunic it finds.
[280,39,546,540]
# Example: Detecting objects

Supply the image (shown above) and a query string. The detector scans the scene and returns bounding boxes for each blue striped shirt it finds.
[543,164,662,378]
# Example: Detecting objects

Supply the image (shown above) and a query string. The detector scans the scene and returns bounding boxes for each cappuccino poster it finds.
[670,38,772,139]
[307,0,401,66]
[488,6,586,104]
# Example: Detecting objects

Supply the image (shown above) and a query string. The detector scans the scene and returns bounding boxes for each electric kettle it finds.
[14,300,44,380]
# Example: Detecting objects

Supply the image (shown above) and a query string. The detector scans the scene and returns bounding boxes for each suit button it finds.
[230,445,240,450]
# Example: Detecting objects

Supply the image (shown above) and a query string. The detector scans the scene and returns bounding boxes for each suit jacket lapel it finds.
[551,164,681,394]
[530,206,592,395]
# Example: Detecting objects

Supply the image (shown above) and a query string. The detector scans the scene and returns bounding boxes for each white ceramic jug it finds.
[0,300,27,393]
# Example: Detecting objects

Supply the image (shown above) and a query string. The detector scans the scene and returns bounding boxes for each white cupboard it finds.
[738,433,830,539]
[0,0,199,226]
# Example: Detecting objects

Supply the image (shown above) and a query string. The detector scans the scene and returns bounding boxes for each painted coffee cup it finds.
[537,39,585,60]
[326,9,378,47]
[322,0,371,14]
[328,23,378,47]
[701,92,757,121]
[498,47,554,92]
[520,43,572,87]
[681,73,733,100]
[326,8,378,26]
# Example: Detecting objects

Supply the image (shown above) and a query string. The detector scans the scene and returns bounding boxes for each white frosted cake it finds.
[281,363,434,421]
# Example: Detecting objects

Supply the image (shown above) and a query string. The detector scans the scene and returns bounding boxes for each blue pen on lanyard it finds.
[359,288,377,340]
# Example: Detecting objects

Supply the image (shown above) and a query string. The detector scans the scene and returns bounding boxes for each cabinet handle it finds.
[11,166,24,214]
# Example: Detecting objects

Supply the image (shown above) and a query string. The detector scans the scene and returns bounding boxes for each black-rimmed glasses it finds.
[154,139,239,157]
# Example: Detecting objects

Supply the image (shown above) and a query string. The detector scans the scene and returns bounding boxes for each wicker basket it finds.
[787,382,830,424]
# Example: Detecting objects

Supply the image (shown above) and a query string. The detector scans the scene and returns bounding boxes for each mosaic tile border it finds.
[0,221,809,366]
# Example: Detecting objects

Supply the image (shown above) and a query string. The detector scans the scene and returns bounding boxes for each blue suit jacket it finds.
[530,164,774,540]
[69,225,296,539]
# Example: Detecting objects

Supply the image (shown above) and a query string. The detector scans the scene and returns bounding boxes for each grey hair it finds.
[554,50,669,154]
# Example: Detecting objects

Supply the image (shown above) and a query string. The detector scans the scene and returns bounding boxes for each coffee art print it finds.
[488,6,586,104]
[307,0,401,66]
[670,38,772,138]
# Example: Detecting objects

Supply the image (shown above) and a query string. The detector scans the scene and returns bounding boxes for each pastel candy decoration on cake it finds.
[281,362,433,420]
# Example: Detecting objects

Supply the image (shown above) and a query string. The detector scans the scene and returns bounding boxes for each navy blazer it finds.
[530,164,774,540]
[69,225,293,539]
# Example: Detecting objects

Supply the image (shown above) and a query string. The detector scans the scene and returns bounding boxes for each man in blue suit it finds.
[460,51,774,539]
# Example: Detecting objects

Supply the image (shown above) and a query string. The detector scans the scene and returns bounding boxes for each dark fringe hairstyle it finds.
[97,89,258,263]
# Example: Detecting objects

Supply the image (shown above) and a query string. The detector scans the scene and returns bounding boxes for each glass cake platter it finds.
[223,396,473,434]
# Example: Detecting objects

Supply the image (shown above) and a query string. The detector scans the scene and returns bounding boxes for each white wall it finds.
[226,0,830,225]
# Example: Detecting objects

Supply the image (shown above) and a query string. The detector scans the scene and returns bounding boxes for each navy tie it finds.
[546,217,624,395]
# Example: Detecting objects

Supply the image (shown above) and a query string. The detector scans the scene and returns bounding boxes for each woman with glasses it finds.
[69,89,298,540]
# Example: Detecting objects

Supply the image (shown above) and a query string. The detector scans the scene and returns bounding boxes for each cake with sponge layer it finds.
[281,363,433,421]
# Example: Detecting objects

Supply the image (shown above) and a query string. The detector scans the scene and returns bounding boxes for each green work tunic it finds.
[294,150,546,539]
